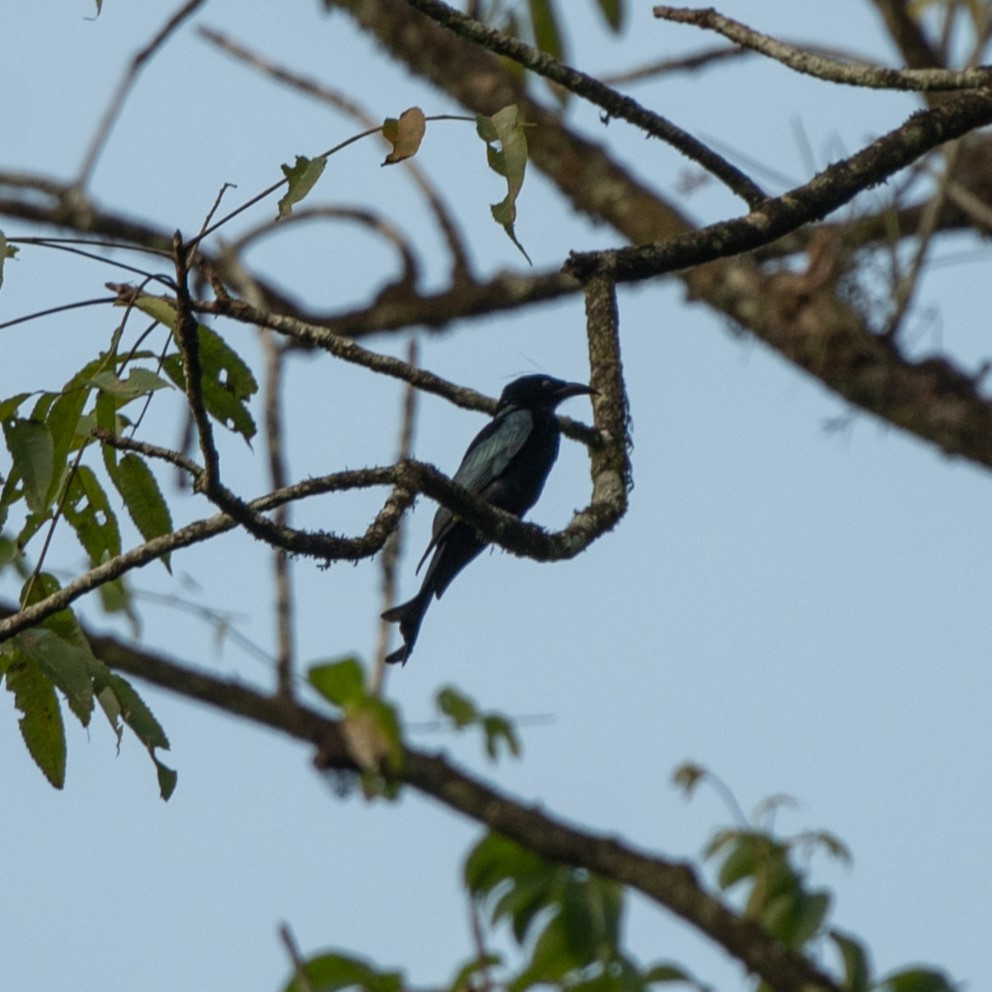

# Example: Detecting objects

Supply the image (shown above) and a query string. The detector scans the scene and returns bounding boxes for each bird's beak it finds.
[555,382,597,402]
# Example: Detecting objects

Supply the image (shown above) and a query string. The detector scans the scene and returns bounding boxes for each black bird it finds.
[382,374,595,665]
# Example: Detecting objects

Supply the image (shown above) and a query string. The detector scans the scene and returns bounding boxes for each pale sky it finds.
[2,2,990,991]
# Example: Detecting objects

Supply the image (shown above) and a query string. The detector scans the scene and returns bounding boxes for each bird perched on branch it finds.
[382,374,596,665]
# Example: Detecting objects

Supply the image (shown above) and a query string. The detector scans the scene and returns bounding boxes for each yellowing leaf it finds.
[381,107,426,165]
[476,105,532,264]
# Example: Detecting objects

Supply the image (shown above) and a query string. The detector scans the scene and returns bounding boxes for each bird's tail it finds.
[381,587,432,665]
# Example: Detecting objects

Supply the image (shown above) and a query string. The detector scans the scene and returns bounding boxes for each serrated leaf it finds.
[382,107,427,165]
[15,627,95,726]
[162,324,258,441]
[62,465,122,567]
[3,417,54,515]
[308,657,366,707]
[109,672,169,751]
[111,453,173,568]
[5,657,67,788]
[278,154,327,219]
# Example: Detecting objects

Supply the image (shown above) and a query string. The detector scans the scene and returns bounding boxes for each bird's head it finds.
[497,374,596,412]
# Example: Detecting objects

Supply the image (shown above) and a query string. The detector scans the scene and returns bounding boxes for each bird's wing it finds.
[416,409,533,573]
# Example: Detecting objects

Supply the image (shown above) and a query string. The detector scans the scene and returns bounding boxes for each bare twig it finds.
[653,6,992,90]
[197,26,473,282]
[76,0,207,188]
[399,0,767,208]
[262,333,296,699]
[278,923,315,992]
[93,428,202,478]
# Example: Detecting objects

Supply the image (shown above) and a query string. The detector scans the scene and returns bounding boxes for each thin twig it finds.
[75,0,207,188]
[197,26,474,281]
[171,231,221,490]
[372,339,419,694]
[652,6,992,91]
[0,297,118,333]
[399,0,767,208]
[93,428,202,478]
[262,332,296,699]
[278,923,315,992]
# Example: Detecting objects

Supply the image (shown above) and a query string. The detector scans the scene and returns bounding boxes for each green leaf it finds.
[91,368,173,401]
[308,657,366,707]
[528,0,564,59]
[111,453,173,567]
[282,950,404,992]
[162,324,258,441]
[3,417,55,515]
[448,954,504,992]
[436,684,521,761]
[130,294,179,328]
[595,0,624,32]
[0,229,18,290]
[482,713,521,759]
[62,465,122,567]
[644,963,697,986]
[880,969,958,992]
[0,392,31,421]
[342,696,404,774]
[829,930,871,992]
[44,387,89,506]
[476,106,532,263]
[278,154,327,219]
[153,755,178,801]
[104,672,175,800]
[436,685,478,726]
[15,627,95,726]
[508,915,576,992]
[108,673,169,751]
[5,657,67,788]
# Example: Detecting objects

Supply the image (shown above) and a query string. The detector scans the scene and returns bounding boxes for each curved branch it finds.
[397,0,766,207]
[565,87,992,282]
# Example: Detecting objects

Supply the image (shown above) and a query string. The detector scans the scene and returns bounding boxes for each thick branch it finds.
[565,87,992,282]
[2,605,838,992]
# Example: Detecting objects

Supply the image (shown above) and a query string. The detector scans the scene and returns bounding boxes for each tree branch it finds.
[6,605,838,992]
[653,6,992,90]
